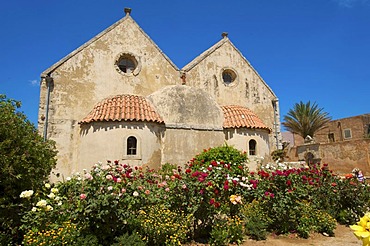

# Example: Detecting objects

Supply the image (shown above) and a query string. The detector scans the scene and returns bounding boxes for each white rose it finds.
[47,193,55,199]
[36,200,47,207]
[20,190,34,198]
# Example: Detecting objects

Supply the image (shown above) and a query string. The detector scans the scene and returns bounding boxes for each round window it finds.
[115,54,138,75]
[222,69,237,85]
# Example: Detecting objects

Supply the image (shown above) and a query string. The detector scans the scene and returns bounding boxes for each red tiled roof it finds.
[221,105,271,132]
[79,95,164,124]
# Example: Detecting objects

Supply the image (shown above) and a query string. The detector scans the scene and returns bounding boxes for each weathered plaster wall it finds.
[148,85,225,165]
[320,140,370,175]
[224,128,270,170]
[286,139,370,175]
[38,16,180,173]
[71,121,163,177]
[161,129,225,165]
[315,115,370,143]
[148,85,224,128]
[183,39,280,150]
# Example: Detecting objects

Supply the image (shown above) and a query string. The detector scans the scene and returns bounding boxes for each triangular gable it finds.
[181,36,276,97]
[41,11,179,77]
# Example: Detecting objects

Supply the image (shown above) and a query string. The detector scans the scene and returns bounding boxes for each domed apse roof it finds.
[221,105,271,132]
[147,85,224,128]
[79,94,164,124]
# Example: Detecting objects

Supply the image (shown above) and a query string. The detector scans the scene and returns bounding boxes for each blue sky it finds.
[1,0,369,127]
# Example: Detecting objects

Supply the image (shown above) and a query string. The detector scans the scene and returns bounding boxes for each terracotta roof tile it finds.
[79,95,164,124]
[221,105,271,132]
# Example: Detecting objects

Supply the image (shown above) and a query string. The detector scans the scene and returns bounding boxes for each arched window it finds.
[249,139,257,156]
[127,136,137,155]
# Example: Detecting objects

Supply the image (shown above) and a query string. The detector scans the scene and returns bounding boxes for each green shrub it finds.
[315,210,337,236]
[22,221,80,246]
[112,232,145,246]
[193,145,248,167]
[241,200,270,241]
[135,204,192,245]
[0,95,57,244]
[17,151,370,244]
[184,145,250,238]
[209,215,244,245]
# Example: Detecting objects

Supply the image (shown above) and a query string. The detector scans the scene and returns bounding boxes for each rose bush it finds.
[19,145,370,245]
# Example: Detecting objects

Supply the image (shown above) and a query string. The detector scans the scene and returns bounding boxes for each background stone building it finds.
[284,114,370,174]
[38,8,282,178]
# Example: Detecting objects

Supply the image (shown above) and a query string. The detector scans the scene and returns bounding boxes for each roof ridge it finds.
[181,37,229,72]
[182,38,276,98]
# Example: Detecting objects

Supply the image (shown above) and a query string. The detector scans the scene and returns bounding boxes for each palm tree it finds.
[282,101,331,139]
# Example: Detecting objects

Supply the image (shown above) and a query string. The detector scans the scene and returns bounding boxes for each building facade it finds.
[284,114,370,174]
[38,8,282,178]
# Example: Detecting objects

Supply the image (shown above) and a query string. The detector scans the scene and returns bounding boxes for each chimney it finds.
[124,8,132,16]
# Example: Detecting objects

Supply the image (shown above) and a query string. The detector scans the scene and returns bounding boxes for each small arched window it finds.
[249,139,257,156]
[127,136,137,155]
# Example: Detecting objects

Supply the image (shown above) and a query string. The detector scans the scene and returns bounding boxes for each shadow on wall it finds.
[79,121,164,139]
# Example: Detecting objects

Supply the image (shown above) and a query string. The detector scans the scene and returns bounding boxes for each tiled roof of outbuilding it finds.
[79,95,164,124]
[221,105,271,132]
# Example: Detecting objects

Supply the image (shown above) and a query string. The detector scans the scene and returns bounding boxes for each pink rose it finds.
[84,173,93,180]
[80,193,87,200]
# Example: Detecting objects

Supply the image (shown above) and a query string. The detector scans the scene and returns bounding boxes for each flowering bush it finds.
[209,215,244,246]
[17,146,370,245]
[0,95,57,245]
[22,221,80,246]
[248,162,370,236]
[183,145,250,238]
[241,200,271,241]
[46,161,193,245]
[135,204,192,245]
[21,183,70,235]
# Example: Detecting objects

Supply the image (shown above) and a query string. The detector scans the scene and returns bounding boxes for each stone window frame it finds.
[220,68,239,87]
[343,128,352,139]
[123,134,142,160]
[248,139,257,156]
[115,52,141,76]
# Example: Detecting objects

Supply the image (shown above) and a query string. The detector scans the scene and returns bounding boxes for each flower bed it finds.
[19,145,370,245]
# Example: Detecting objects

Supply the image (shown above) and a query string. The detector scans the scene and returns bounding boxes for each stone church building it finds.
[38,8,282,177]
